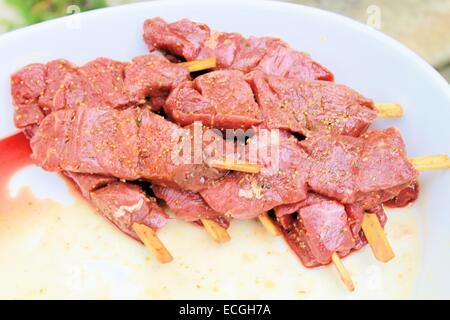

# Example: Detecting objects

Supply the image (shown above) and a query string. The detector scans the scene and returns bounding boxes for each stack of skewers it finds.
[10,17,450,291]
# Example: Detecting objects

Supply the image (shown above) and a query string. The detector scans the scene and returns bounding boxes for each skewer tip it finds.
[258,212,281,236]
[409,154,450,171]
[132,222,173,264]
[362,213,395,263]
[331,252,355,292]
[201,218,231,243]
[375,103,403,118]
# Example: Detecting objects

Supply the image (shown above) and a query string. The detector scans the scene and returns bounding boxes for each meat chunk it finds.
[64,171,116,198]
[10,63,47,128]
[143,17,334,81]
[51,58,129,111]
[247,71,376,137]
[355,128,418,208]
[255,44,334,81]
[274,201,303,219]
[298,199,355,265]
[30,107,225,192]
[200,130,310,219]
[345,203,387,250]
[274,193,329,229]
[253,43,334,81]
[144,17,210,61]
[275,194,389,267]
[384,182,419,208]
[300,128,418,208]
[124,54,190,110]
[232,37,293,73]
[165,70,262,129]
[281,217,320,267]
[197,31,249,69]
[274,193,325,218]
[152,185,223,222]
[301,134,363,203]
[80,58,130,108]
[39,59,78,112]
[64,172,169,241]
[277,193,356,267]
[90,182,169,241]
[56,55,187,112]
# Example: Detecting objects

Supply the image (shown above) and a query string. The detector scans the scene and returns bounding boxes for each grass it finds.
[2,0,107,30]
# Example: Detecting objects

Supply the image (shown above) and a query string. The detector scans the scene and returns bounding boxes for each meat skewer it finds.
[144,17,335,81]
[165,69,403,135]
[11,54,403,137]
[203,128,418,220]
[214,153,447,269]
[11,54,218,130]
[204,127,447,290]
[31,106,235,246]
[146,18,403,126]
[10,56,226,261]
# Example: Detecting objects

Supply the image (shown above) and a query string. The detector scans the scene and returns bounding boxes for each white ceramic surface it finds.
[0,0,449,299]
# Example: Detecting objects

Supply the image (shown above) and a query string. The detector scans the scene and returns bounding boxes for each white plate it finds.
[0,0,449,299]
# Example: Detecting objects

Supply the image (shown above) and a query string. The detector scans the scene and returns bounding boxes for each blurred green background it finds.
[1,0,449,82]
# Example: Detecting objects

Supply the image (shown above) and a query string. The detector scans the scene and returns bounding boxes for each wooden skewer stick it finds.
[258,212,281,236]
[132,223,173,263]
[180,57,217,72]
[362,213,395,262]
[409,155,450,171]
[375,103,403,118]
[201,219,231,243]
[331,252,355,292]
[208,155,450,173]
[209,159,261,174]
